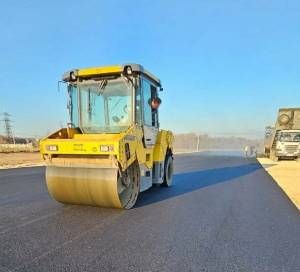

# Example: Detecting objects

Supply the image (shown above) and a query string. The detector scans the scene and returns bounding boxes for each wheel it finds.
[46,161,140,209]
[117,161,140,209]
[162,154,174,187]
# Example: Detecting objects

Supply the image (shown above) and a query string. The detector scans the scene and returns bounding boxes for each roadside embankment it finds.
[0,152,44,169]
[257,158,300,210]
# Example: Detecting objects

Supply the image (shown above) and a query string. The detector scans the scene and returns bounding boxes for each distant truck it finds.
[264,108,300,161]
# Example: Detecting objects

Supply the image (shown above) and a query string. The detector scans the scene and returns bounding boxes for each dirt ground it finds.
[258,158,300,210]
[0,152,44,169]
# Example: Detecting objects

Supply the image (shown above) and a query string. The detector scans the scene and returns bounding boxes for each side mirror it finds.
[123,65,133,76]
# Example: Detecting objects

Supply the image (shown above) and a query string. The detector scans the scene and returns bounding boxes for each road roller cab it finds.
[40,64,174,209]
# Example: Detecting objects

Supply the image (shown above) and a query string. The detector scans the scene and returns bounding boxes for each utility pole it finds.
[1,112,15,144]
[196,134,200,152]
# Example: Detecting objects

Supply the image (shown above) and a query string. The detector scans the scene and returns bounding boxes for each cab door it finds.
[141,78,159,147]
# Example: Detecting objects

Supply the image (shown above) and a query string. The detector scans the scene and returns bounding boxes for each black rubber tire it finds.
[162,154,174,187]
[119,161,140,209]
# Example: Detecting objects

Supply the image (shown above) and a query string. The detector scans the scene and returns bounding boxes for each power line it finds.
[0,112,15,144]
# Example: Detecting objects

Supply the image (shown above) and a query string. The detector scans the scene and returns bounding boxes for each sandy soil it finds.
[258,158,300,210]
[0,152,44,169]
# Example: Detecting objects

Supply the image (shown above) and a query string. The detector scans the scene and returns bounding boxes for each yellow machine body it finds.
[40,64,174,209]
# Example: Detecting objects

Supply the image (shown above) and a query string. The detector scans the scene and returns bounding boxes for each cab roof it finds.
[278,130,300,133]
[62,63,161,87]
[279,108,300,111]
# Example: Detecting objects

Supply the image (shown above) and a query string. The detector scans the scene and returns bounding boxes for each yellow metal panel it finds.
[40,139,119,156]
[153,145,164,162]
[118,127,142,170]
[78,65,122,77]
[40,125,174,176]
[153,130,174,162]
[130,127,153,167]
[73,133,122,141]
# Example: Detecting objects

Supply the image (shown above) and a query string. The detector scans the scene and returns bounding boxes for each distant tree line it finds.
[0,135,38,147]
[174,133,263,152]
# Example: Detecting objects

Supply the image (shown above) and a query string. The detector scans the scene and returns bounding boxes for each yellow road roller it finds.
[40,64,174,209]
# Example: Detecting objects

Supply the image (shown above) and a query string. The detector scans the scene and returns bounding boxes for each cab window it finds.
[142,79,153,126]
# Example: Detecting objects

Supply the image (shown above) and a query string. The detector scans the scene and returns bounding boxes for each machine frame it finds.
[40,64,174,209]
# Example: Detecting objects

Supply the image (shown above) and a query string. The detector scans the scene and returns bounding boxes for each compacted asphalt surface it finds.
[0,152,299,272]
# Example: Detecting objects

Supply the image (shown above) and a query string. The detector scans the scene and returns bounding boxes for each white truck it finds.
[264,108,300,161]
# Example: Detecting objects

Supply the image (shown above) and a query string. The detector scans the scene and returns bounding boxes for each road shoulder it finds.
[257,158,300,210]
[0,152,44,170]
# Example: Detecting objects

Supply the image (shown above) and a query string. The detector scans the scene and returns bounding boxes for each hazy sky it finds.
[0,0,300,138]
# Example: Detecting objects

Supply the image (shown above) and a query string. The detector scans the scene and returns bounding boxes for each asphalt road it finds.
[0,152,299,272]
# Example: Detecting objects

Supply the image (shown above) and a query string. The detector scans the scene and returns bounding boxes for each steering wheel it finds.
[112,116,120,123]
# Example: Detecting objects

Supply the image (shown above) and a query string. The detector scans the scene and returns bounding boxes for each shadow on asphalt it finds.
[135,162,262,208]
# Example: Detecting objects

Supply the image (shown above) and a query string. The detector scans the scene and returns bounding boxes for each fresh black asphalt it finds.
[0,152,299,272]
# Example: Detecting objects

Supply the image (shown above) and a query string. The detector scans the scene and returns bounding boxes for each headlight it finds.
[100,145,114,152]
[276,143,283,149]
[46,145,58,151]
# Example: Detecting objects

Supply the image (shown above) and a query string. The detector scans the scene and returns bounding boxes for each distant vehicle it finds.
[264,108,300,161]
[270,130,300,160]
